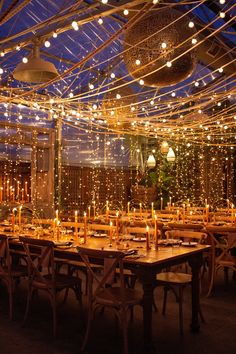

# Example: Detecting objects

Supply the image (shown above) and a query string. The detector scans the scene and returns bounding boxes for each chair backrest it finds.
[0,234,11,273]
[88,223,116,233]
[32,218,53,226]
[165,230,207,243]
[206,226,236,267]
[126,226,156,236]
[77,246,125,299]
[167,223,204,230]
[19,236,55,285]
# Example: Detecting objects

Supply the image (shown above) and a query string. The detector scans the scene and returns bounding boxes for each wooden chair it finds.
[19,236,82,336]
[77,245,142,354]
[155,230,207,334]
[0,234,27,320]
[206,226,236,296]
[167,223,204,231]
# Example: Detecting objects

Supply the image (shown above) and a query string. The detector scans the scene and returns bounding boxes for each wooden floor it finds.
[0,271,236,354]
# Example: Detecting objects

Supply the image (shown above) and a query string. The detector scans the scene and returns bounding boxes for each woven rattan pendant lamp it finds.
[13,45,58,83]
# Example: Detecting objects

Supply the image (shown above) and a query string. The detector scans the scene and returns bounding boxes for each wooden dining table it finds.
[8,232,210,353]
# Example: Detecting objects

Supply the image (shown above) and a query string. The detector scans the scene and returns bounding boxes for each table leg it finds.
[189,253,202,332]
[137,270,156,353]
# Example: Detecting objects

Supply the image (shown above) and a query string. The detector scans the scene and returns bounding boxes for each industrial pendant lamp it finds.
[13,45,58,83]
[166,147,175,162]
[147,154,156,168]
[160,141,169,154]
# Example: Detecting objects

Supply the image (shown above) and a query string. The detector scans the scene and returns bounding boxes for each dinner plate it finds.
[182,242,197,247]
[93,233,107,238]
[54,241,73,246]
[132,237,146,242]
[159,239,182,246]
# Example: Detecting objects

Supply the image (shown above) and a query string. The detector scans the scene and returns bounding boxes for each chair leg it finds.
[162,286,168,315]
[23,286,34,326]
[199,305,206,323]
[121,308,129,354]
[49,292,57,337]
[81,306,93,351]
[224,267,229,291]
[178,287,184,335]
[8,282,13,321]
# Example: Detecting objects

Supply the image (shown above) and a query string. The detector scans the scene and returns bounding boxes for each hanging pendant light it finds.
[147,154,156,168]
[160,141,169,154]
[167,147,175,162]
[13,45,58,83]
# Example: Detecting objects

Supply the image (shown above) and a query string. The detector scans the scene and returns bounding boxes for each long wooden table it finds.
[9,234,210,352]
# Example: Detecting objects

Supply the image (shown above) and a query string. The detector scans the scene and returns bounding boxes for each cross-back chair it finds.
[0,234,27,320]
[155,230,208,334]
[19,236,82,336]
[77,245,142,354]
[206,226,236,296]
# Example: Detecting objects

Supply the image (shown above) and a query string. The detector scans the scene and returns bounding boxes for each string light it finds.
[72,21,79,30]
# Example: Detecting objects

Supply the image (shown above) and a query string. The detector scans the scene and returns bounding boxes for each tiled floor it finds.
[0,271,236,354]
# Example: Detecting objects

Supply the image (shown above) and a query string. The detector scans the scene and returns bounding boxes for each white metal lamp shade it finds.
[147,154,156,168]
[160,141,169,154]
[167,147,175,162]
[13,46,58,83]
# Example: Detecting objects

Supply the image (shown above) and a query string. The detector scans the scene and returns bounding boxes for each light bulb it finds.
[220,12,225,18]
[0,68,3,74]
[53,32,58,38]
[110,72,115,78]
[161,42,167,49]
[123,9,129,16]
[139,79,144,85]
[44,40,50,48]
[192,38,197,44]
[22,57,28,63]
[72,21,79,30]
[98,18,103,24]
[188,21,194,28]
[135,59,141,65]
[101,0,108,4]
[116,93,121,99]
[166,61,172,67]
